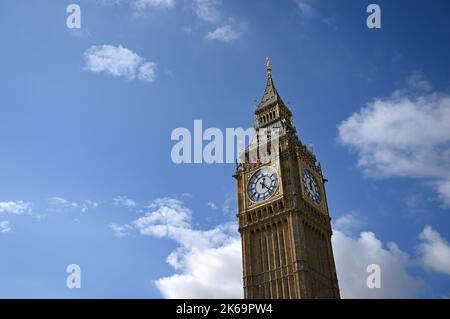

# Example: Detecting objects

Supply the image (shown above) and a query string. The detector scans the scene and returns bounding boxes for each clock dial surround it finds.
[247,167,279,203]
[302,169,321,204]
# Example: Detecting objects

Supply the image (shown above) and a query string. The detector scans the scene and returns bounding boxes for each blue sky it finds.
[0,0,449,298]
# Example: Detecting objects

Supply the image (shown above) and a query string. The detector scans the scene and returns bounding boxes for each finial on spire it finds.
[265,57,272,75]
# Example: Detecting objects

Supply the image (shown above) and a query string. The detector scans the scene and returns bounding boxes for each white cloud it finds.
[416,225,450,275]
[436,180,450,207]
[205,24,241,43]
[111,197,243,298]
[293,0,315,17]
[0,201,31,215]
[133,198,234,250]
[221,193,235,215]
[48,197,79,210]
[83,45,157,83]
[0,220,12,233]
[338,72,450,206]
[191,0,244,43]
[155,222,424,298]
[0,200,44,223]
[99,0,243,43]
[333,229,423,298]
[156,238,243,298]
[406,70,433,92]
[207,201,217,210]
[333,213,363,235]
[138,62,157,82]
[81,200,99,213]
[113,199,429,298]
[99,0,175,10]
[109,223,133,237]
[139,205,242,298]
[132,0,175,10]
[48,197,98,213]
[113,196,138,208]
[194,0,221,23]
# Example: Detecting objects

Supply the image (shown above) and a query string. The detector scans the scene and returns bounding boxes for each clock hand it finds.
[260,179,269,190]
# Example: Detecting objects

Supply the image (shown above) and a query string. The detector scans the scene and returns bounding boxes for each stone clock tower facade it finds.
[234,59,340,299]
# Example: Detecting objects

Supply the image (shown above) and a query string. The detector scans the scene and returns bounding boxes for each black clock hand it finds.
[260,179,269,190]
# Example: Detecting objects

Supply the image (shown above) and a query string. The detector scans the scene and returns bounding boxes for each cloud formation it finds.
[110,197,243,298]
[156,238,242,298]
[0,220,12,234]
[194,0,221,23]
[416,225,450,275]
[333,213,364,235]
[207,201,217,210]
[205,24,241,43]
[98,0,243,43]
[133,198,234,250]
[338,72,450,206]
[0,201,32,215]
[333,229,423,298]
[111,199,450,298]
[109,223,133,237]
[133,198,243,298]
[47,197,99,213]
[133,0,175,9]
[191,0,244,43]
[81,200,99,213]
[293,0,315,17]
[48,197,78,209]
[99,0,175,10]
[113,196,138,208]
[84,45,157,83]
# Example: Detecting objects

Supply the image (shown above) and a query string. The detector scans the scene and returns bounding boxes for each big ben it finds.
[235,59,340,299]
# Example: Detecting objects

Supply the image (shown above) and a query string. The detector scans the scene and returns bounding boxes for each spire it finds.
[266,57,272,75]
[256,57,285,111]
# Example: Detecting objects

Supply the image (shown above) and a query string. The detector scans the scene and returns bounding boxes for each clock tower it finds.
[234,59,340,299]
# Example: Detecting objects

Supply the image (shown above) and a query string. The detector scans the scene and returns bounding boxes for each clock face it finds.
[247,167,279,202]
[302,169,321,204]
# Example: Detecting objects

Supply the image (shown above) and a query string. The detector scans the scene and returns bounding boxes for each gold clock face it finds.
[247,167,279,202]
